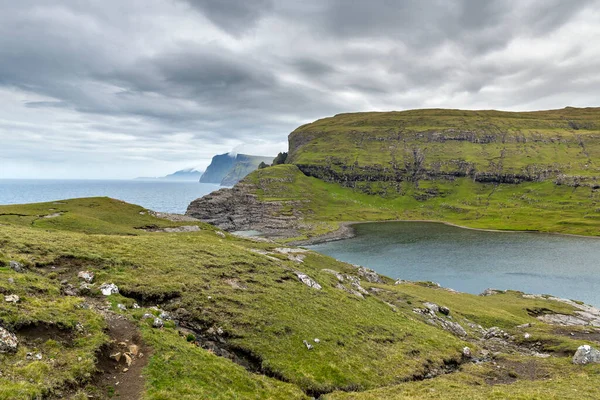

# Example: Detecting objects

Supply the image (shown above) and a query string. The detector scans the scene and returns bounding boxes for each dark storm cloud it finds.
[180,0,274,35]
[0,0,599,178]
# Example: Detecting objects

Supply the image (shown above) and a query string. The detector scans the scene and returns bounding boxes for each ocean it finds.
[0,179,221,214]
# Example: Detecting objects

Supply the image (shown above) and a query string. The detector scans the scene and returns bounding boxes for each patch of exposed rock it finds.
[522,294,600,327]
[185,182,305,237]
[413,303,467,337]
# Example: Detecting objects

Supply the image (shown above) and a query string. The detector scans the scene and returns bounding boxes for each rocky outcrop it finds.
[186,182,303,236]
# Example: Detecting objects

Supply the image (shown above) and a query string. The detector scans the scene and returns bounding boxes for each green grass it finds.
[245,164,600,241]
[1,198,599,398]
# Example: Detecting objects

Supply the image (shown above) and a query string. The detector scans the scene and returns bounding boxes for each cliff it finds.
[200,153,274,185]
[287,107,600,191]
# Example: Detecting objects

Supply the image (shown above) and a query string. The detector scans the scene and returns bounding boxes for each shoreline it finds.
[292,219,600,247]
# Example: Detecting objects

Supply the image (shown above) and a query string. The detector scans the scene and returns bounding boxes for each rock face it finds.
[200,153,274,186]
[573,345,600,365]
[0,326,18,353]
[186,182,302,235]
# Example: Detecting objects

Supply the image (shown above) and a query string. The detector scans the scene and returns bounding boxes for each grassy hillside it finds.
[2,198,600,399]
[288,107,600,188]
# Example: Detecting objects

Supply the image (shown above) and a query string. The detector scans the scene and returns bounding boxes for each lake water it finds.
[308,222,600,306]
[0,180,221,214]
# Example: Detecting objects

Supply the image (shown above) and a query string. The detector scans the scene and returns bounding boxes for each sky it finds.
[1,0,600,179]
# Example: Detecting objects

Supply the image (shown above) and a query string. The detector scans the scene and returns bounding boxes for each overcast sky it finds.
[1,0,599,179]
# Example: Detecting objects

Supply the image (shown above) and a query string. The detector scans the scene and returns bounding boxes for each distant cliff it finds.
[200,153,274,185]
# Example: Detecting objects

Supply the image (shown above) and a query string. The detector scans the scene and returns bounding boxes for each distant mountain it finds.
[136,168,204,181]
[200,153,274,186]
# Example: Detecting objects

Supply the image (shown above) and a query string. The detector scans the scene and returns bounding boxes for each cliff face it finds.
[287,107,600,191]
[199,154,236,184]
[200,153,274,185]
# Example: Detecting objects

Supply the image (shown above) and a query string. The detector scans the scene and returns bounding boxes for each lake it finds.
[0,180,220,214]
[307,221,600,306]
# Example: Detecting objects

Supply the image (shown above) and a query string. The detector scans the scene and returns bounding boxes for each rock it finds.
[215,231,226,238]
[128,344,139,356]
[9,261,25,273]
[99,283,119,296]
[423,302,440,313]
[77,271,94,283]
[159,311,171,320]
[4,294,19,303]
[516,323,532,329]
[124,353,133,367]
[132,303,140,309]
[480,288,505,296]
[153,318,164,328]
[524,333,531,339]
[336,283,364,299]
[302,340,313,350]
[78,282,93,294]
[439,306,450,316]
[295,272,322,290]
[462,347,472,358]
[314,338,320,343]
[394,279,408,285]
[484,327,509,340]
[123,368,129,372]
[573,345,600,365]
[110,352,122,362]
[117,304,127,311]
[356,266,383,283]
[142,313,154,320]
[7,278,14,284]
[62,283,79,296]
[442,320,468,337]
[0,327,18,353]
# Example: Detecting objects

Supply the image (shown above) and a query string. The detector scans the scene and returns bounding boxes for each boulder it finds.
[153,317,164,328]
[99,283,119,296]
[9,261,24,273]
[439,306,451,316]
[295,272,322,290]
[462,347,472,358]
[77,271,94,283]
[0,326,18,353]
[573,345,600,365]
[356,266,383,283]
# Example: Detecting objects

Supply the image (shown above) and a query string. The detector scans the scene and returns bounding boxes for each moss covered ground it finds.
[1,198,599,399]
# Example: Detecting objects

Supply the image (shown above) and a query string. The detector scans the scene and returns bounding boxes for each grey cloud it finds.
[0,0,599,179]
[180,0,274,35]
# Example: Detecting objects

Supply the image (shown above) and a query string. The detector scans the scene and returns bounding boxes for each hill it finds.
[187,107,600,242]
[200,153,274,186]
[136,168,203,181]
[1,198,600,399]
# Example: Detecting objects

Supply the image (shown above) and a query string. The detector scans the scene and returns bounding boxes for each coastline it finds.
[292,219,600,247]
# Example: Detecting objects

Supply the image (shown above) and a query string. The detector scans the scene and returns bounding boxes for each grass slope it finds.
[246,164,600,241]
[0,198,599,399]
[289,107,600,181]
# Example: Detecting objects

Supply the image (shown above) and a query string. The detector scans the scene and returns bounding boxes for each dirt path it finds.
[91,303,151,400]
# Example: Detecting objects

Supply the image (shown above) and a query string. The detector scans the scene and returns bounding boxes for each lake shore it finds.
[292,219,600,246]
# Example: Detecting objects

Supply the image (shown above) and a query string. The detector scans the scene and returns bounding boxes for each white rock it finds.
[4,294,19,303]
[77,271,94,283]
[314,338,320,343]
[462,347,472,358]
[295,272,322,290]
[524,333,531,339]
[117,304,127,311]
[302,340,313,350]
[0,326,18,353]
[152,318,164,328]
[99,283,119,296]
